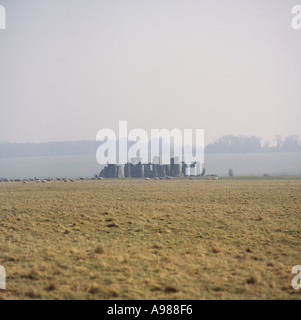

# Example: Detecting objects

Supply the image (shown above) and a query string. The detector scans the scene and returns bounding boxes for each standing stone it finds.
[164,165,170,177]
[152,164,159,177]
[136,162,144,178]
[157,165,166,178]
[124,163,131,178]
[144,164,153,178]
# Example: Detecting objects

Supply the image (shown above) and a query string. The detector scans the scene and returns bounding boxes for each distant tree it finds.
[228,168,234,177]
[282,135,301,152]
[275,135,284,151]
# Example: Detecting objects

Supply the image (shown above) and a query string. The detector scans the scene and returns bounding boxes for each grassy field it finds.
[0,177,300,300]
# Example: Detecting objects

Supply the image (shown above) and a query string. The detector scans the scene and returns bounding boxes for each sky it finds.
[0,0,300,145]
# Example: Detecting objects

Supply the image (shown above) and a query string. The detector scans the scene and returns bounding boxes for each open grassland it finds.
[0,178,300,300]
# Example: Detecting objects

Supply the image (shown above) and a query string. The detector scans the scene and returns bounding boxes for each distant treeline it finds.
[0,135,300,158]
[205,135,301,153]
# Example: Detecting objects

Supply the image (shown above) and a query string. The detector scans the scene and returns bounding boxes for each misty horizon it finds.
[0,133,300,147]
[1,134,301,160]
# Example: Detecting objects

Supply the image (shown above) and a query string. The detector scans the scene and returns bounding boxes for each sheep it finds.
[145,177,150,180]
[213,177,219,181]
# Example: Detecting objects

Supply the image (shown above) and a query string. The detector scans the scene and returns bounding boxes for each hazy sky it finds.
[0,0,300,145]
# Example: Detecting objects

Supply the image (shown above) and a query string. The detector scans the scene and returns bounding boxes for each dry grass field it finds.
[0,177,300,300]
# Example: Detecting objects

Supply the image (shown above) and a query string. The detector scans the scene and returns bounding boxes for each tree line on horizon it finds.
[205,135,301,153]
[0,135,300,158]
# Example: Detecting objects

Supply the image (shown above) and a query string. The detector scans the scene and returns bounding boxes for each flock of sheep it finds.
[0,177,78,184]
[0,176,219,184]
[145,176,219,181]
